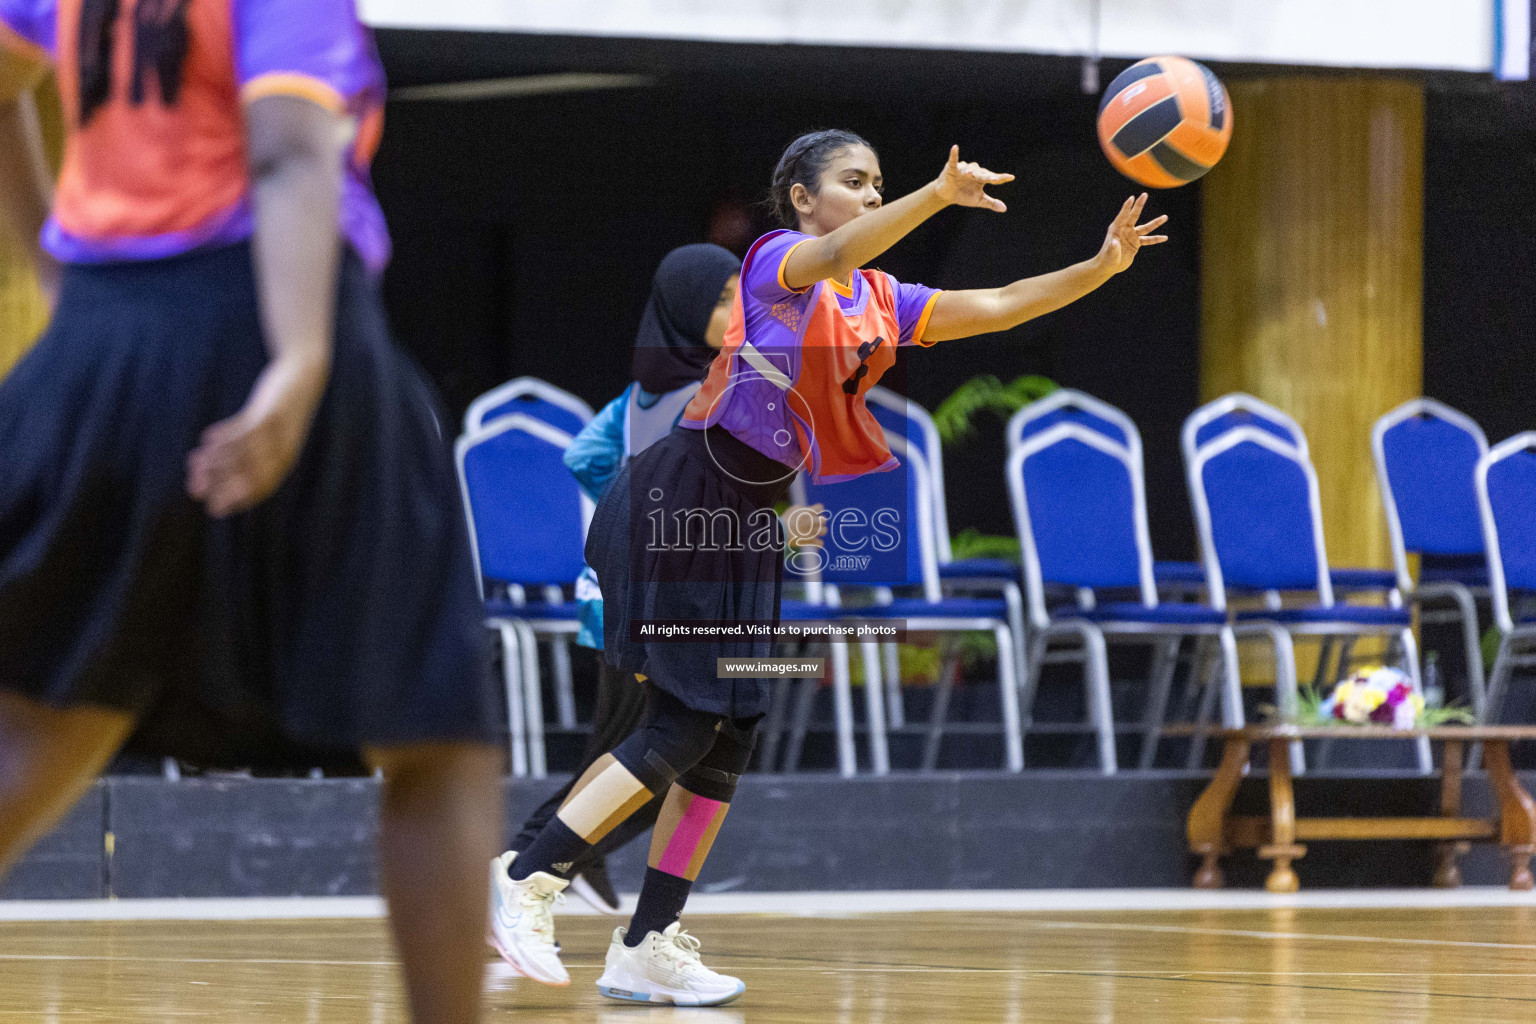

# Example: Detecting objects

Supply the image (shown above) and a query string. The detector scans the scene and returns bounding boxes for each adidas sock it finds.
[512,752,668,882]
[624,867,693,946]
[508,818,585,881]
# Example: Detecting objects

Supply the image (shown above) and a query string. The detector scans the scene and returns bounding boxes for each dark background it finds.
[372,30,1536,563]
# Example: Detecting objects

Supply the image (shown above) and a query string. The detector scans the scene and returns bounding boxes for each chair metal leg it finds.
[882,642,905,728]
[1138,636,1182,771]
[1447,585,1489,719]
[1270,628,1304,775]
[1333,636,1358,683]
[551,638,577,730]
[783,677,819,772]
[494,622,528,777]
[1002,583,1029,704]
[758,677,792,772]
[1175,636,1212,722]
[921,638,962,772]
[512,621,546,778]
[859,638,890,775]
[1396,627,1434,774]
[995,625,1025,772]
[1078,626,1117,775]
[1470,632,1516,770]
[1235,623,1302,773]
[1311,636,1337,692]
[1188,648,1224,771]
[1021,632,1048,730]
[829,641,857,778]
[1218,626,1245,728]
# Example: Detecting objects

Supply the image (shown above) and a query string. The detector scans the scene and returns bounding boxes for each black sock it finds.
[624,867,694,946]
[508,818,586,881]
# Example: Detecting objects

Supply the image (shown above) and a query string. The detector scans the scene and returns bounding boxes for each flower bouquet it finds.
[1292,666,1474,729]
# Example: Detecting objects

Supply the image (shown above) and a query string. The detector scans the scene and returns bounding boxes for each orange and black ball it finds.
[1097,56,1232,188]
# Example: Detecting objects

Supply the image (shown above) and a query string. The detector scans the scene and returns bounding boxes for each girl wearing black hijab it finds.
[493,244,741,925]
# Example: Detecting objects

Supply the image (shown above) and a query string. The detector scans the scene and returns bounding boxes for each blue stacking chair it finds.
[463,377,594,728]
[793,436,1024,773]
[456,414,591,778]
[864,386,1027,730]
[1010,389,1207,600]
[1474,433,1536,737]
[1374,399,1491,719]
[464,376,595,437]
[1185,394,1401,600]
[1189,425,1433,773]
[1008,417,1233,774]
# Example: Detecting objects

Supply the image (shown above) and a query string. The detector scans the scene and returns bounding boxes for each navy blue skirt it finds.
[0,242,498,768]
[586,426,794,720]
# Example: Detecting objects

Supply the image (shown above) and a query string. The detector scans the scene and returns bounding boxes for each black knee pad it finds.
[610,688,723,793]
[677,715,760,803]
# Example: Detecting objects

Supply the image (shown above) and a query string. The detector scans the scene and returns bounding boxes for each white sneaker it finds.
[596,923,745,1006]
[486,851,570,986]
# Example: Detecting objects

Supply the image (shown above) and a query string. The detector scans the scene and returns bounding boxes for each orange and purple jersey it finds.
[0,0,389,270]
[680,229,940,483]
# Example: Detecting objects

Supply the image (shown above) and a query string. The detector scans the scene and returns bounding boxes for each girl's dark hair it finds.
[78,0,193,126]
[768,129,875,228]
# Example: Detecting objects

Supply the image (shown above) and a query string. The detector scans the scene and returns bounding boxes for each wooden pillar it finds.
[1202,76,1424,571]
[0,76,62,379]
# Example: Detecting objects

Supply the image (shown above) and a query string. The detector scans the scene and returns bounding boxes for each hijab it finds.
[631,243,742,395]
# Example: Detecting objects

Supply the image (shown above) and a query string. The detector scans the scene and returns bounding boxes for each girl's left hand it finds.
[933,145,1015,213]
[1094,194,1169,276]
[782,503,828,548]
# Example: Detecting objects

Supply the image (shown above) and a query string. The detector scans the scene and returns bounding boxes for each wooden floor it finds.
[1,906,1534,1021]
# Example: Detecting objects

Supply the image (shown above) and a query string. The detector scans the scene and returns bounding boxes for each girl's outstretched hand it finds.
[933,145,1014,212]
[1094,194,1168,275]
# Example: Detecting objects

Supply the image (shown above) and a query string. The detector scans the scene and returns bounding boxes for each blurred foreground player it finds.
[0,3,501,1022]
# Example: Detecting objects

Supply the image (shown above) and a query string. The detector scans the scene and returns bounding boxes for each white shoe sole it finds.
[569,874,625,916]
[596,971,744,1006]
[488,931,570,988]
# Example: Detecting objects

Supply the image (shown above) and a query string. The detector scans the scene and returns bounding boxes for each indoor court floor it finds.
[0,900,1533,1022]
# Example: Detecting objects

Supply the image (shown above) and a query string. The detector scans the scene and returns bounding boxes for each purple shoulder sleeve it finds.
[0,0,56,58]
[888,274,941,347]
[234,0,384,110]
[744,229,813,306]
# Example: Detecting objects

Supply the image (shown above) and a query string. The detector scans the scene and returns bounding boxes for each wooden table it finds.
[1186,725,1536,893]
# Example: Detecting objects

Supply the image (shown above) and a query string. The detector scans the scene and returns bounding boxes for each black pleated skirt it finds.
[0,242,498,769]
[586,425,794,719]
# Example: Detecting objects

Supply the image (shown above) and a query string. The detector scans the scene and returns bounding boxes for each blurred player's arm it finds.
[782,145,1013,291]
[187,94,344,517]
[0,47,58,299]
[921,194,1168,343]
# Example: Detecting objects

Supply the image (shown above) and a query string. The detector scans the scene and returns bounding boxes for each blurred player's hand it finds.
[1095,194,1168,275]
[186,351,330,517]
[933,145,1014,213]
[783,503,828,548]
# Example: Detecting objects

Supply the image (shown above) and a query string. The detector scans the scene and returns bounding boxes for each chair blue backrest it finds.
[1182,393,1308,467]
[1007,421,1155,628]
[1477,433,1536,633]
[1008,388,1135,451]
[456,414,592,595]
[1189,427,1332,611]
[864,386,952,561]
[463,377,594,437]
[791,430,938,600]
[1373,398,1489,590]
